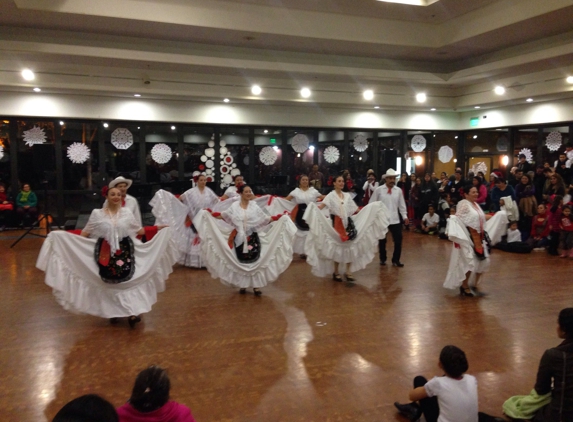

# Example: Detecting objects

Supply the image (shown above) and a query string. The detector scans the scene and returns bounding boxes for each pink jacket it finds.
[477,184,488,205]
[117,401,196,422]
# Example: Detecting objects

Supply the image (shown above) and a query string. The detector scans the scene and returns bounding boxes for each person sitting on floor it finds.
[53,394,118,422]
[394,345,505,422]
[438,205,455,240]
[526,203,551,251]
[419,204,439,235]
[496,221,532,254]
[117,365,196,422]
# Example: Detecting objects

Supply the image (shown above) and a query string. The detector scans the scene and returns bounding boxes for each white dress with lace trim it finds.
[303,199,389,277]
[193,202,297,288]
[36,220,178,318]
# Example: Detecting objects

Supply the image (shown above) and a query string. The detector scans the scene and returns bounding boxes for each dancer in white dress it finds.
[284,175,324,258]
[150,175,219,267]
[104,176,142,226]
[36,187,177,327]
[304,175,389,282]
[193,184,297,296]
[220,175,244,201]
[444,185,493,297]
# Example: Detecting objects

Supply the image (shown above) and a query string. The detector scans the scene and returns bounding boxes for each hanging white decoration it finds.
[243,156,249,166]
[205,160,214,168]
[519,147,534,163]
[205,148,215,158]
[545,131,562,152]
[231,168,241,176]
[208,140,215,148]
[220,140,227,147]
[353,134,368,152]
[223,174,233,184]
[23,126,47,147]
[259,146,278,166]
[220,147,228,155]
[323,146,340,164]
[67,142,90,164]
[291,134,309,153]
[151,143,172,164]
[470,162,488,177]
[200,155,207,162]
[438,146,454,163]
[0,145,4,160]
[496,136,509,152]
[110,128,133,150]
[411,135,426,152]
[223,155,233,165]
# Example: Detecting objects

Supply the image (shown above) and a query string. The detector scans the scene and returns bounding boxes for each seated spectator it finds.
[490,178,516,212]
[543,173,566,202]
[438,207,451,240]
[559,205,573,258]
[526,203,551,251]
[515,174,537,223]
[496,221,532,254]
[394,345,504,422]
[418,204,439,235]
[53,394,118,422]
[0,182,14,230]
[16,183,38,227]
[117,365,196,422]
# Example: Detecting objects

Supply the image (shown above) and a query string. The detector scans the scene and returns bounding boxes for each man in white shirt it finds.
[420,205,440,234]
[370,168,408,267]
[106,176,142,226]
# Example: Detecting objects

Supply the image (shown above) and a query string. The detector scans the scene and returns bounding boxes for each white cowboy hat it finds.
[382,168,399,178]
[108,176,133,189]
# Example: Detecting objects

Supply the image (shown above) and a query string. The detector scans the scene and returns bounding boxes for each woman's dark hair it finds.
[461,184,475,198]
[472,176,482,187]
[237,184,251,195]
[333,175,344,184]
[129,366,170,413]
[551,195,564,213]
[53,394,118,422]
[439,345,469,378]
[520,174,531,184]
[559,308,573,338]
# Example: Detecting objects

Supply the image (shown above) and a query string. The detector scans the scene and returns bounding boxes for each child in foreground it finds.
[393,345,504,422]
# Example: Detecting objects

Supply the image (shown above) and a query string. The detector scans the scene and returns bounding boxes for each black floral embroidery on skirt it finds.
[95,237,136,284]
[295,204,309,231]
[330,215,358,241]
[234,232,261,263]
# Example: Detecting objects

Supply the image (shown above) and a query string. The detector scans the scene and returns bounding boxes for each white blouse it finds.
[288,187,321,205]
[223,185,240,199]
[456,199,486,232]
[321,191,358,228]
[180,187,219,218]
[221,200,271,246]
[83,208,141,252]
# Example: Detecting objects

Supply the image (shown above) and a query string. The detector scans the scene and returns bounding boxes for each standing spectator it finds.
[517,153,534,174]
[16,183,38,227]
[526,203,551,251]
[559,205,573,258]
[362,171,378,206]
[397,172,411,202]
[490,178,516,212]
[515,174,537,232]
[308,164,324,189]
[370,168,408,267]
[554,152,571,184]
[0,182,14,230]
[533,166,546,205]
[547,195,564,256]
[419,173,439,216]
[449,170,465,203]
[473,176,488,209]
[410,176,422,228]
[543,173,566,201]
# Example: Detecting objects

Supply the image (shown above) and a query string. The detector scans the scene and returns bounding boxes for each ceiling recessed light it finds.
[300,88,311,98]
[59,121,64,126]
[566,76,573,84]
[363,89,374,100]
[494,86,505,95]
[474,106,481,109]
[374,106,380,109]
[137,127,140,129]
[251,85,262,95]
[430,108,436,111]
[526,98,534,102]
[134,94,141,97]
[103,123,109,128]
[263,129,268,133]
[171,125,176,130]
[416,93,427,103]
[455,136,458,139]
[473,135,478,139]
[223,98,230,103]
[33,87,41,92]
[21,68,35,81]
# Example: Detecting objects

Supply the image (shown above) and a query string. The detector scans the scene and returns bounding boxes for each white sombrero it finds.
[382,168,399,178]
[108,176,133,189]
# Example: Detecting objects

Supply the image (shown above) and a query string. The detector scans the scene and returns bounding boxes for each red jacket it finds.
[531,212,551,238]
[117,401,195,422]
[560,216,573,232]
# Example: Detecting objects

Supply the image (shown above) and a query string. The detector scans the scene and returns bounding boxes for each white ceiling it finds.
[1,0,573,113]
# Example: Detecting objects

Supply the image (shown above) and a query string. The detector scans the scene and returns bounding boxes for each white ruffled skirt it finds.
[443,216,490,290]
[302,201,389,277]
[149,189,203,267]
[193,211,297,288]
[36,228,178,318]
[485,210,509,246]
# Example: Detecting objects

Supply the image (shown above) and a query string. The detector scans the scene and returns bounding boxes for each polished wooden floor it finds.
[1,228,572,422]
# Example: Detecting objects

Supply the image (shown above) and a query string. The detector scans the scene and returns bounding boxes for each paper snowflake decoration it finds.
[150,143,173,164]
[111,128,133,150]
[519,148,534,163]
[259,146,278,166]
[496,136,509,152]
[470,162,488,177]
[411,135,426,152]
[438,146,453,163]
[545,131,562,152]
[291,134,309,153]
[67,142,90,164]
[353,134,368,152]
[219,147,240,188]
[23,126,47,147]
[0,145,3,160]
[323,146,340,164]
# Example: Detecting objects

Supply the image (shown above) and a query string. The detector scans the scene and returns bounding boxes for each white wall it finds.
[1,91,572,130]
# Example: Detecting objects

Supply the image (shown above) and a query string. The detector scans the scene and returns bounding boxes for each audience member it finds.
[410,176,422,226]
[362,171,378,206]
[308,164,324,189]
[559,205,573,258]
[0,182,13,230]
[16,183,38,227]
[473,176,488,209]
[419,173,439,215]
[547,195,564,256]
[449,170,465,202]
[533,166,546,205]
[496,221,532,254]
[543,173,566,201]
[526,203,551,251]
[490,178,516,212]
[117,366,196,422]
[419,204,439,234]
[554,152,571,184]
[517,153,534,173]
[53,394,118,422]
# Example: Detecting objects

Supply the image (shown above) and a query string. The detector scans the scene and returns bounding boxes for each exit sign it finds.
[270,138,276,144]
[470,117,479,127]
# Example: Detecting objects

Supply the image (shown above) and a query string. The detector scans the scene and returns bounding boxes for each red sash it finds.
[333,215,349,242]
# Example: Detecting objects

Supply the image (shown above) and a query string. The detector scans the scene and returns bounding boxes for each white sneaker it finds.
[533,247,545,251]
